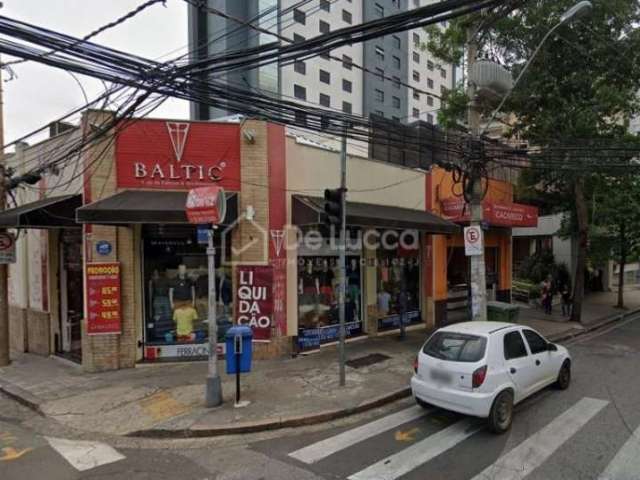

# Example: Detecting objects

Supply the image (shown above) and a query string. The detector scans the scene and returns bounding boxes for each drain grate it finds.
[346,353,391,369]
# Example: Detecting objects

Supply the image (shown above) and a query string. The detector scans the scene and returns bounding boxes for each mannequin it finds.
[347,258,360,319]
[169,264,195,308]
[319,259,334,302]
[149,269,172,340]
[377,283,391,316]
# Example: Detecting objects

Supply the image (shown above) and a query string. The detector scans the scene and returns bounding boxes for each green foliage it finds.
[512,279,541,299]
[436,85,469,130]
[517,249,556,284]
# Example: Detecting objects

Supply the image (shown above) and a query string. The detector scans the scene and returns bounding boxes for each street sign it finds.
[186,186,226,225]
[0,232,16,264]
[464,226,483,257]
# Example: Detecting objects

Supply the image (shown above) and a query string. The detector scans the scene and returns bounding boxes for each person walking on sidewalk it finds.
[560,282,572,317]
[541,276,553,315]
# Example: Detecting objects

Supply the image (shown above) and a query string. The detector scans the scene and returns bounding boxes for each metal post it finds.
[0,59,9,367]
[338,132,347,387]
[467,28,488,322]
[205,228,222,407]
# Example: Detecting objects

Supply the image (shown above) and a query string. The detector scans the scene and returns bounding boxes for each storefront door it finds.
[59,230,83,362]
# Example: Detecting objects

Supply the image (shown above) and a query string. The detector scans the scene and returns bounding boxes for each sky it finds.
[1,0,190,147]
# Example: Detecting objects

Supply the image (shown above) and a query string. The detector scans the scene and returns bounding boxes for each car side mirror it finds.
[547,343,558,352]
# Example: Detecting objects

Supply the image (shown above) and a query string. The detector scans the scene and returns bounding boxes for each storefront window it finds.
[143,225,232,352]
[376,246,421,330]
[297,255,363,348]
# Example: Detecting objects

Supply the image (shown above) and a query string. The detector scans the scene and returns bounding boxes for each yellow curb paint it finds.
[395,427,419,442]
[139,391,190,422]
[0,447,32,461]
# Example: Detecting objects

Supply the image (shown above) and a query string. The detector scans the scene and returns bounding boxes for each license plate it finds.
[430,369,452,384]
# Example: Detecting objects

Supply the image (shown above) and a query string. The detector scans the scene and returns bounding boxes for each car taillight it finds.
[472,365,487,388]
[413,356,419,374]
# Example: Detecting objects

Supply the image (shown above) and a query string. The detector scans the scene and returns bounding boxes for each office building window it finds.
[319,93,330,107]
[427,113,434,124]
[294,84,306,100]
[342,79,352,93]
[413,32,420,45]
[343,101,352,114]
[375,46,385,61]
[441,68,447,78]
[295,111,307,125]
[392,35,401,49]
[320,0,330,12]
[342,54,353,70]
[413,0,419,6]
[375,89,384,102]
[413,90,420,100]
[413,108,420,118]
[392,0,400,7]
[343,9,352,24]
[294,33,305,43]
[427,78,434,88]
[427,60,434,71]
[319,69,331,84]
[441,85,448,95]
[413,52,420,63]
[376,67,385,81]
[392,96,401,108]
[294,60,306,75]
[392,116,400,122]
[393,76,401,89]
[413,70,420,82]
[427,95,434,106]
[375,110,384,117]
[321,116,330,130]
[392,56,401,69]
[375,3,384,17]
[294,9,306,25]
[320,20,330,34]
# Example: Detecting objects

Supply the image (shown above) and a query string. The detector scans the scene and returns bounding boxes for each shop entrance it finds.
[58,229,83,362]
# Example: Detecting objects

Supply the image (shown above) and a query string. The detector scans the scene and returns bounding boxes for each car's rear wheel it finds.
[415,397,430,409]
[488,390,513,434]
[555,361,571,390]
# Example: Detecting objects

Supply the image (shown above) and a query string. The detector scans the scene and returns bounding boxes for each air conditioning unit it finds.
[470,59,514,102]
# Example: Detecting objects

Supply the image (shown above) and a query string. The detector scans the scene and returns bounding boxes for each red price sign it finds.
[86,262,122,335]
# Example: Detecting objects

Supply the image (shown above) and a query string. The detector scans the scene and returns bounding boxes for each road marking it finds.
[348,417,482,480]
[598,424,640,480]
[0,446,32,461]
[395,427,419,442]
[470,397,609,480]
[45,437,125,471]
[289,405,431,464]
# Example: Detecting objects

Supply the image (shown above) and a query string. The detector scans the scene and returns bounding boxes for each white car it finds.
[411,321,571,433]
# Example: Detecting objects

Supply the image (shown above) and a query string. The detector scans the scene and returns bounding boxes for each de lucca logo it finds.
[132,122,227,183]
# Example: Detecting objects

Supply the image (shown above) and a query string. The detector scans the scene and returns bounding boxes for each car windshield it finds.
[422,332,487,362]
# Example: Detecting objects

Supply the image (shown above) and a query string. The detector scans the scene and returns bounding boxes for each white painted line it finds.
[598,424,640,480]
[471,397,609,480]
[45,437,125,472]
[289,405,431,464]
[347,417,482,480]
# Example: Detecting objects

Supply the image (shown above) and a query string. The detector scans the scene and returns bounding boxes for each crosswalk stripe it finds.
[289,405,431,464]
[348,417,483,480]
[470,397,609,480]
[45,437,125,472]
[598,424,640,480]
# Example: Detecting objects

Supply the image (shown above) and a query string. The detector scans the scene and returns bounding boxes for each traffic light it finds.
[324,188,344,228]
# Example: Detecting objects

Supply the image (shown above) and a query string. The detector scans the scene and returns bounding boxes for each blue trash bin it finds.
[225,325,253,374]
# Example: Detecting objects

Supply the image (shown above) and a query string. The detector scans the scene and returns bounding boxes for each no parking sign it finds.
[464,226,483,257]
[0,232,16,264]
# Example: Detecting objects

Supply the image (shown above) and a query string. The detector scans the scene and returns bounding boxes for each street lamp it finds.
[479,1,593,136]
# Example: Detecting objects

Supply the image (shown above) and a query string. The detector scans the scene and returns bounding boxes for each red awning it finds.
[440,198,538,228]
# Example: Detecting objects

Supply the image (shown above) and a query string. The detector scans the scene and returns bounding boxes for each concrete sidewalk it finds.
[0,291,638,438]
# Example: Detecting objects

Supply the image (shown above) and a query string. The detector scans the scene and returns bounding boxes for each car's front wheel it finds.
[555,361,571,390]
[415,396,430,409]
[488,390,514,434]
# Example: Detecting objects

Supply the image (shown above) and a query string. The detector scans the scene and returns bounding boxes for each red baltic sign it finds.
[441,198,538,227]
[86,262,121,335]
[235,266,273,341]
[186,186,227,225]
[116,120,241,190]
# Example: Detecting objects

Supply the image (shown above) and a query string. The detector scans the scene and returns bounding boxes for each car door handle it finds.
[536,360,541,366]
[510,367,517,374]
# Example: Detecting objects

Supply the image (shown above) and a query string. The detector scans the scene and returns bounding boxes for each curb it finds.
[547,308,640,344]
[0,380,43,415]
[127,387,412,439]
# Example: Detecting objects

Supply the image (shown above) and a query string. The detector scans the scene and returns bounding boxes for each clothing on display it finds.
[173,305,198,337]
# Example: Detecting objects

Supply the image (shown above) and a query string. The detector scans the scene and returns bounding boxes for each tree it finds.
[423,0,640,322]
[590,176,640,308]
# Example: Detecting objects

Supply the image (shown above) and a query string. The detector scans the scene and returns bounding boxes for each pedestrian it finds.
[541,276,553,315]
[560,282,572,317]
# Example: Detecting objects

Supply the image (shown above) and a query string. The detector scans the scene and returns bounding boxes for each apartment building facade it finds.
[187,0,454,125]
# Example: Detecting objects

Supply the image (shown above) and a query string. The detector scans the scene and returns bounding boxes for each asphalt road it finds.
[1,316,639,480]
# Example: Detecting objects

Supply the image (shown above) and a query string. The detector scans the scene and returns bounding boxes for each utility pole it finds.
[338,132,347,387]
[0,59,8,366]
[467,27,488,322]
